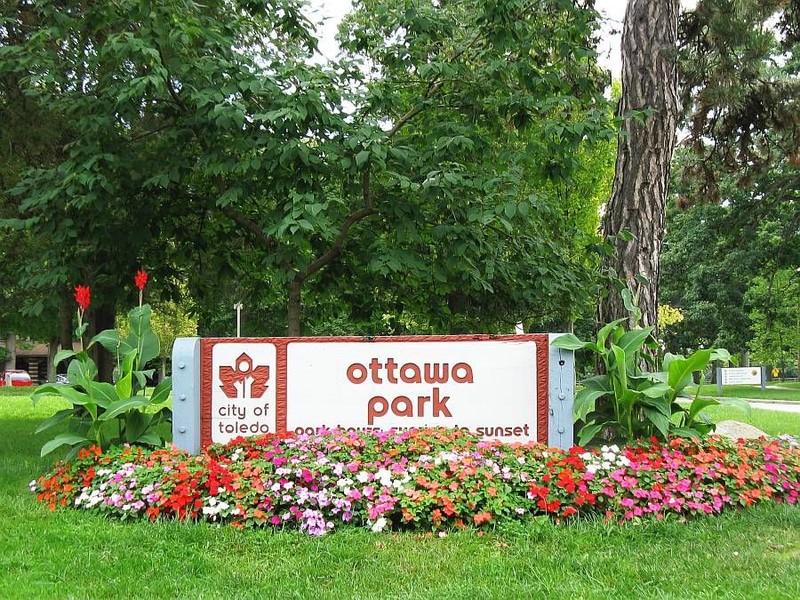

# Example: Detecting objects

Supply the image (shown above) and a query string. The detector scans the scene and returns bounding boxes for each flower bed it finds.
[31,428,800,535]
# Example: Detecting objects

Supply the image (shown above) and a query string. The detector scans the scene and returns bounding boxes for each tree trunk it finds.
[47,335,59,382]
[4,333,15,370]
[287,279,302,336]
[600,0,680,331]
[92,303,116,382]
[58,290,73,370]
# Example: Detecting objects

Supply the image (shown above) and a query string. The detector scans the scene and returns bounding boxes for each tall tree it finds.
[3,0,615,338]
[600,0,681,329]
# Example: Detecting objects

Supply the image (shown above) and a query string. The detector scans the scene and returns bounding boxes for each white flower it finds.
[438,531,447,538]
[375,468,392,487]
[371,517,387,533]
[356,471,371,483]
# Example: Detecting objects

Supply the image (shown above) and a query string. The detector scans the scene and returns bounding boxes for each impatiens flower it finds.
[74,285,91,311]
[135,269,148,291]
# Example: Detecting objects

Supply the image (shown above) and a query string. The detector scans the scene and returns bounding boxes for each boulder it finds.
[714,420,768,440]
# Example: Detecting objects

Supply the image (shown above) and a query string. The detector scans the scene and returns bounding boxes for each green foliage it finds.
[679,0,800,205]
[746,268,800,374]
[31,304,171,459]
[1,0,615,337]
[662,149,800,363]
[553,319,747,446]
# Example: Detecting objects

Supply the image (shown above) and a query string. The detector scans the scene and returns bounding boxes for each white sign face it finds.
[286,341,538,442]
[210,343,277,444]
[720,366,762,386]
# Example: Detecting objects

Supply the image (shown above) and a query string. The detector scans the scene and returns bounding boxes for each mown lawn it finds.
[695,382,800,402]
[2,394,799,599]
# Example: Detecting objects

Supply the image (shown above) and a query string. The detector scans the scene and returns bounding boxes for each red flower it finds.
[74,285,91,311]
[135,269,148,291]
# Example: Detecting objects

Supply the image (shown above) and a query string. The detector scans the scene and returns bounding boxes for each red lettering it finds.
[417,394,431,416]
[369,358,383,383]
[431,387,451,417]
[347,363,367,384]
[400,362,422,383]
[424,362,449,384]
[367,396,388,424]
[452,362,473,383]
[392,395,413,417]
[385,358,398,383]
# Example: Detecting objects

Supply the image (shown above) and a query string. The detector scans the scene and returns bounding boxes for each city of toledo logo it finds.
[218,352,270,399]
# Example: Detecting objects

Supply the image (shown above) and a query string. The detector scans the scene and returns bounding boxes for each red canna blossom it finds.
[135,269,148,291]
[74,285,91,311]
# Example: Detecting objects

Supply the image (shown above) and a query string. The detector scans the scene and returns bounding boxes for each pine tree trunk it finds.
[600,0,680,331]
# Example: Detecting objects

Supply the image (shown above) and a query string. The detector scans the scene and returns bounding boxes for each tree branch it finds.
[219,206,277,249]
[299,169,375,282]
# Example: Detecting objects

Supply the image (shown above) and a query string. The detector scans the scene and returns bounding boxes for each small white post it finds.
[234,303,243,337]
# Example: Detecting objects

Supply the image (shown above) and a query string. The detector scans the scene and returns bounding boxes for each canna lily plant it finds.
[553,290,750,446]
[32,270,172,459]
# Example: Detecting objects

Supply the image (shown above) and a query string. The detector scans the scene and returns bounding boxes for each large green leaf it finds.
[617,327,654,365]
[35,408,74,433]
[31,384,61,405]
[667,349,712,398]
[643,406,670,439]
[686,396,720,424]
[150,378,172,404]
[87,381,118,409]
[661,352,683,372]
[128,304,153,338]
[670,426,704,440]
[67,356,98,389]
[597,318,626,349]
[137,329,160,366]
[610,344,628,394]
[639,382,671,399]
[551,333,596,351]
[711,348,733,364]
[124,410,153,442]
[100,398,150,421]
[90,329,135,356]
[40,433,90,457]
[53,349,76,367]
[114,374,133,404]
[52,386,91,406]
[577,421,604,446]
[636,396,672,418]
[574,388,608,422]
[135,432,164,447]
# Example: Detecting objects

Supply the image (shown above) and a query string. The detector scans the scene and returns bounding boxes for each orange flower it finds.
[473,511,492,525]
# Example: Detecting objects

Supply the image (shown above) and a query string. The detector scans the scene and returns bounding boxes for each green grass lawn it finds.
[694,382,800,401]
[1,393,799,599]
[701,404,800,436]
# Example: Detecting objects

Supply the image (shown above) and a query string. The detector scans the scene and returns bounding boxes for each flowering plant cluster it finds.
[32,269,172,459]
[31,428,800,535]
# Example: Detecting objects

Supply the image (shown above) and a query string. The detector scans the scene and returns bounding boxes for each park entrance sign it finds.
[172,334,575,453]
